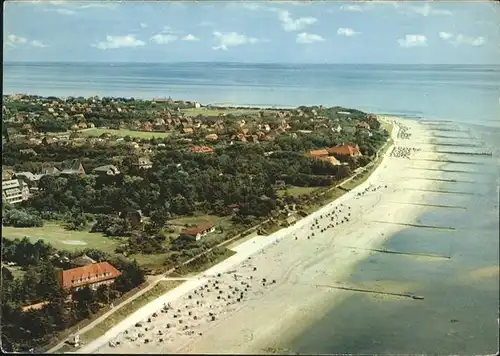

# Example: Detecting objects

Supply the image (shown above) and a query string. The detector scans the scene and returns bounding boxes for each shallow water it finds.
[288,123,499,354]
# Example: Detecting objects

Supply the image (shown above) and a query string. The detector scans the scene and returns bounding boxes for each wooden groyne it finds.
[431,143,482,148]
[403,177,475,183]
[336,244,451,260]
[315,283,425,300]
[429,128,470,133]
[407,167,477,174]
[420,120,454,124]
[434,150,492,156]
[388,201,467,210]
[412,158,484,165]
[405,188,476,196]
[431,135,477,140]
[371,220,456,231]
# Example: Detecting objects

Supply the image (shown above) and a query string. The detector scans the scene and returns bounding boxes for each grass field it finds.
[277,186,318,197]
[81,128,172,139]
[181,107,264,117]
[79,280,183,344]
[2,223,123,254]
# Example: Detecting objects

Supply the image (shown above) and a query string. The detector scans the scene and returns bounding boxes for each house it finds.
[356,121,371,130]
[141,122,153,132]
[2,169,15,181]
[78,122,88,129]
[2,179,30,204]
[317,156,341,166]
[92,165,121,177]
[183,127,194,135]
[58,261,121,292]
[205,133,218,141]
[332,124,342,133]
[327,144,362,158]
[20,148,38,156]
[307,149,329,158]
[180,222,215,241]
[119,209,143,228]
[284,215,297,227]
[60,159,86,176]
[189,146,214,154]
[21,301,50,313]
[71,254,97,267]
[15,172,45,188]
[41,136,56,146]
[132,156,153,169]
[42,166,61,176]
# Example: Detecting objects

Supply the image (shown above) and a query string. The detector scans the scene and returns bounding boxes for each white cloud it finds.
[150,34,178,44]
[241,3,261,11]
[92,35,145,50]
[6,34,27,47]
[407,3,452,17]
[398,34,427,48]
[5,34,47,48]
[45,8,76,15]
[278,10,317,32]
[182,34,199,41]
[337,28,360,37]
[453,34,485,46]
[79,3,117,10]
[296,32,325,44]
[140,23,148,29]
[30,40,47,48]
[438,32,486,46]
[340,4,364,12]
[212,31,262,51]
[439,32,453,40]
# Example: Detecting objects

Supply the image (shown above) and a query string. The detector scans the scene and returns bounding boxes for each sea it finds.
[3,62,499,354]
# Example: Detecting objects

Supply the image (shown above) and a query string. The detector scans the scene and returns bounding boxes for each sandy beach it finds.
[78,117,444,355]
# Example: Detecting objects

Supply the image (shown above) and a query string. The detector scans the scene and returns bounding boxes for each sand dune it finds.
[79,118,444,355]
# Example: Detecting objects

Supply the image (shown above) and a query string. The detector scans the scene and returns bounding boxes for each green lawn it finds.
[277,186,318,197]
[81,128,172,139]
[2,223,123,254]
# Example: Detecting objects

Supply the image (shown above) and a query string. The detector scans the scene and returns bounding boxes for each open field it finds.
[81,128,172,139]
[181,107,265,117]
[2,223,123,254]
[277,186,318,197]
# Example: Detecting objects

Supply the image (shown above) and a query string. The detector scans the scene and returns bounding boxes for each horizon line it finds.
[4,61,500,66]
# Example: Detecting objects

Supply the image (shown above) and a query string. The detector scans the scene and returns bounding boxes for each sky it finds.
[4,0,500,64]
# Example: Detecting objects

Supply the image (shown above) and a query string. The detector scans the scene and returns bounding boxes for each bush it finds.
[2,208,43,228]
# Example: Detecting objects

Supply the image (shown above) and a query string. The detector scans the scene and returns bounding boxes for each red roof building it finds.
[189,146,214,153]
[58,261,121,291]
[21,301,50,313]
[181,222,215,241]
[327,144,362,157]
[356,121,371,129]
[306,149,329,157]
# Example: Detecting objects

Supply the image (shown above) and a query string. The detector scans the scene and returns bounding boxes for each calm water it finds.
[289,123,500,355]
[3,62,500,126]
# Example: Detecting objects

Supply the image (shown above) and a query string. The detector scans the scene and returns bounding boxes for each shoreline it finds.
[77,117,441,354]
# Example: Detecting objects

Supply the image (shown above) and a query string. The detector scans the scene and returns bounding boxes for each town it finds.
[1,94,389,352]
